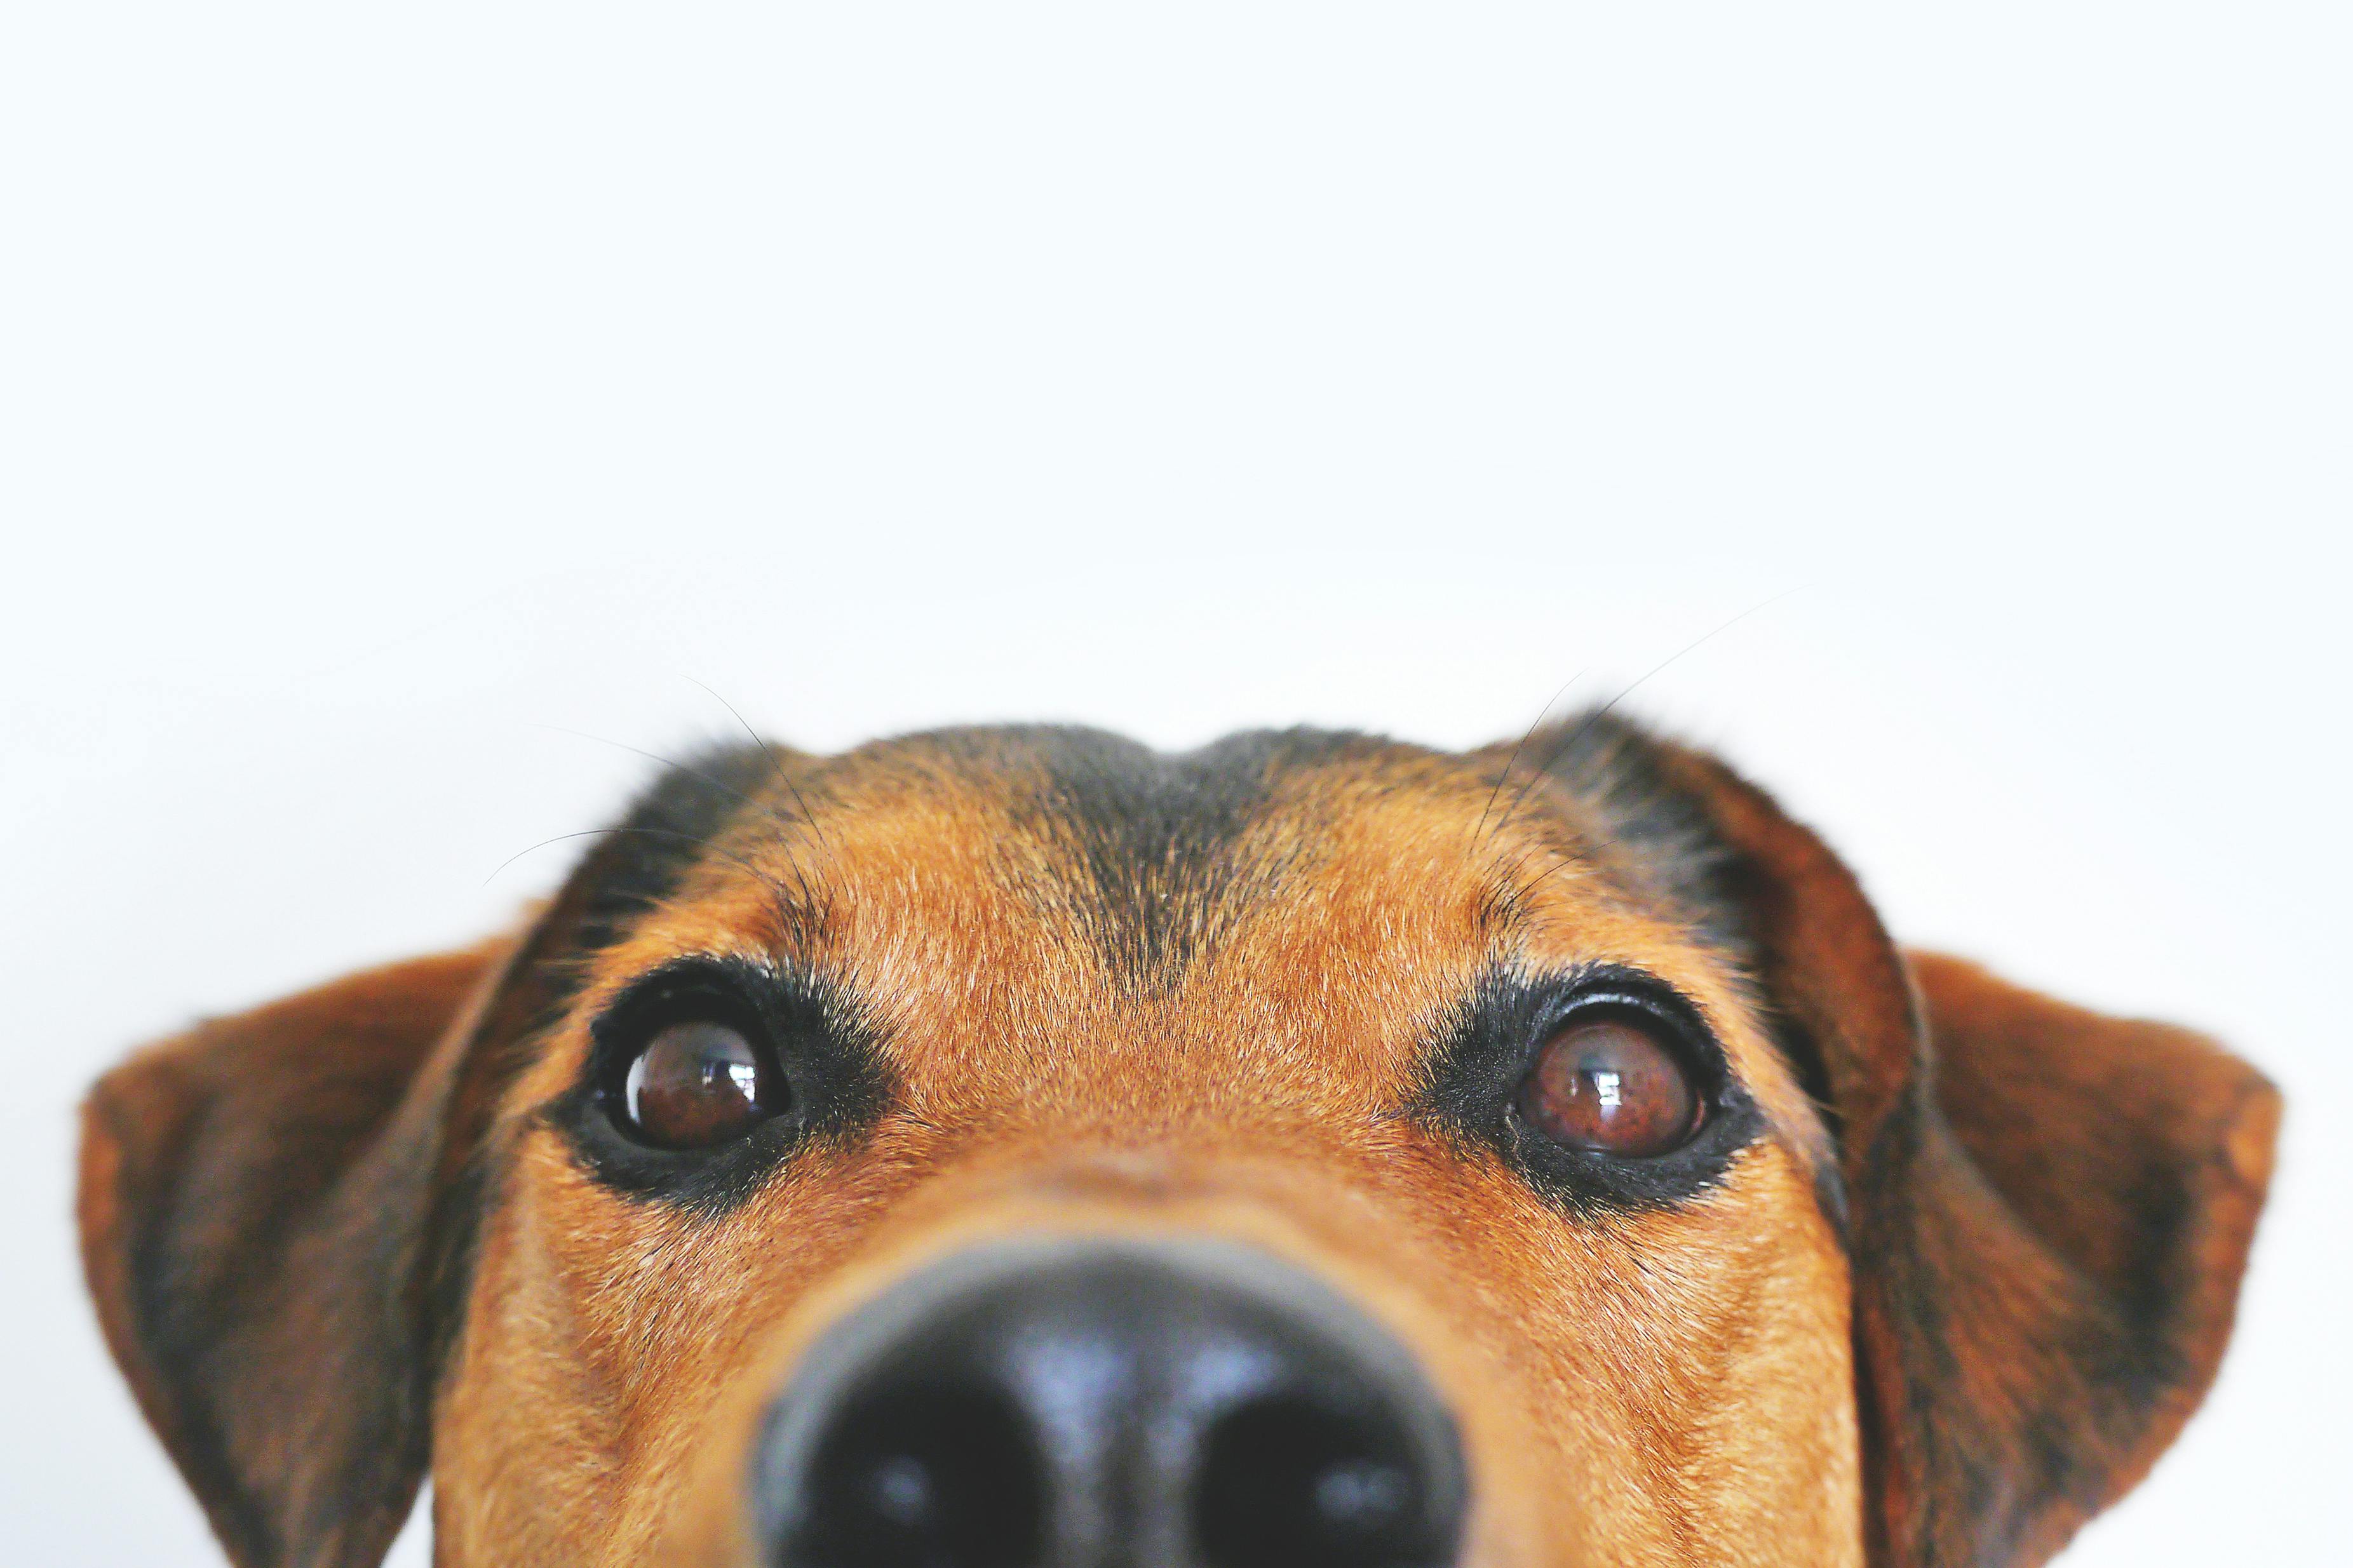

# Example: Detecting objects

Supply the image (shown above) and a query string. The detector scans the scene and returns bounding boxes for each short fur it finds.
[79,715,2278,1567]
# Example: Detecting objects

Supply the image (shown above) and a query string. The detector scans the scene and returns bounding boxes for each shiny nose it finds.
[753,1238,1469,1568]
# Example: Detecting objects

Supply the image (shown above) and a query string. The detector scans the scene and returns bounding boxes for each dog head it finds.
[79,717,2277,1567]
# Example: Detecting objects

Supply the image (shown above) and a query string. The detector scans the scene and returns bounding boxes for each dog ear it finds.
[1554,720,2280,1567]
[78,942,511,1568]
[1891,951,2280,1563]
[76,744,782,1568]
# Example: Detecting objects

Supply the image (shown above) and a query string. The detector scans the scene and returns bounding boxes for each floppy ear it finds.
[77,942,511,1568]
[77,744,783,1568]
[1894,951,2279,1563]
[1563,720,2279,1567]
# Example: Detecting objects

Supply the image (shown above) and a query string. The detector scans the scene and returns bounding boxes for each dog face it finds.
[78,718,2278,1568]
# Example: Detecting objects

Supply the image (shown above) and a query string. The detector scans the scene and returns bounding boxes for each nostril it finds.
[1192,1394,1453,1568]
[760,1241,1469,1568]
[789,1384,1044,1568]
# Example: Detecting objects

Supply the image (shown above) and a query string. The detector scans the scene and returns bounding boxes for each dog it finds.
[78,716,2278,1568]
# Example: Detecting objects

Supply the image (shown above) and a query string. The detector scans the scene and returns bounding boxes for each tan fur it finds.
[77,723,2276,1567]
[438,743,1859,1566]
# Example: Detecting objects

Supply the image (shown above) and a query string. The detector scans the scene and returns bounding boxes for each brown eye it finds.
[621,1019,784,1149]
[1518,1013,1702,1158]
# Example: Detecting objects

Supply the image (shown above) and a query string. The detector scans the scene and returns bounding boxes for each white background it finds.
[3,5,2345,1564]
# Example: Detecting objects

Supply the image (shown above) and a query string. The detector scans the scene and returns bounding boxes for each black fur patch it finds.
[551,742,796,1003]
[1526,709,1758,959]
[988,725,1375,985]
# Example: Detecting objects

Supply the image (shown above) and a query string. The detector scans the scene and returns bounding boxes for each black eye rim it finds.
[546,954,893,1216]
[1415,963,1766,1214]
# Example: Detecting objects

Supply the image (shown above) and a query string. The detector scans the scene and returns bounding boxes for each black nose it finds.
[754,1238,1468,1568]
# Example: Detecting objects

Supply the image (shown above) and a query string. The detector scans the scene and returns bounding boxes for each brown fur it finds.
[78,720,2277,1567]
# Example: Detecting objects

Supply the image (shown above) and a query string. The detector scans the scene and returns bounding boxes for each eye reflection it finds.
[1517,1014,1699,1159]
[618,1018,782,1149]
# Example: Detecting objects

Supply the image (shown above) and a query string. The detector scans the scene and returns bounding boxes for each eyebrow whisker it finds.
[1483,587,1802,854]
[527,723,828,912]
[681,675,839,861]
[481,825,802,918]
[1473,671,1587,849]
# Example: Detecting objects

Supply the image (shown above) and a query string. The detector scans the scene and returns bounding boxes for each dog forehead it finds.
[763,726,1468,984]
[619,725,1743,1099]
[806,725,1503,939]
[783,725,1607,960]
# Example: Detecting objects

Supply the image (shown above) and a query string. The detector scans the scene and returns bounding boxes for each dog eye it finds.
[618,1019,788,1149]
[1517,1011,1701,1158]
